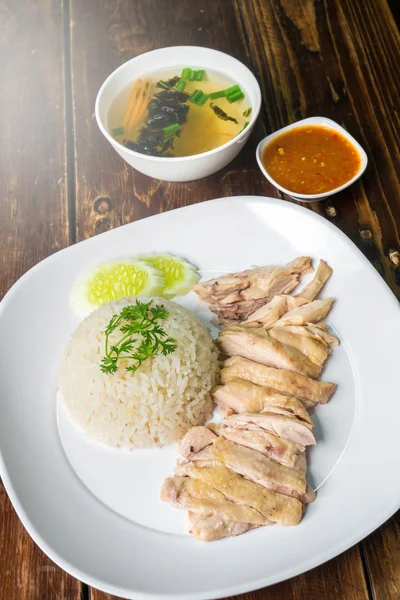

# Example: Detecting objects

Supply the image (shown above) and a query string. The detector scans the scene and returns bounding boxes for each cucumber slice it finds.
[71,259,164,316]
[139,253,199,297]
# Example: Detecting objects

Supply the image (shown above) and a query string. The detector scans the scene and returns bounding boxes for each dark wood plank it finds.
[90,545,369,600]
[238,0,400,298]
[362,511,400,600]
[68,0,273,243]
[0,0,80,598]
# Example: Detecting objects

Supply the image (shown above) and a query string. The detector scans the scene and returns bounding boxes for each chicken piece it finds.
[195,257,312,303]
[160,477,269,525]
[268,327,331,366]
[297,259,332,301]
[212,298,274,324]
[210,424,305,469]
[221,356,336,406]
[244,294,308,326]
[188,512,256,541]
[305,323,339,348]
[176,462,303,526]
[217,326,322,379]
[223,413,315,446]
[179,426,217,460]
[209,437,311,503]
[212,378,312,425]
[270,298,333,328]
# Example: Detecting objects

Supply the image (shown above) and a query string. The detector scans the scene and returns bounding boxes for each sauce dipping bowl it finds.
[256,116,368,202]
[95,46,261,182]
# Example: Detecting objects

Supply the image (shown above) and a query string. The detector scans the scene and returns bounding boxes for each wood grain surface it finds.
[0,0,399,599]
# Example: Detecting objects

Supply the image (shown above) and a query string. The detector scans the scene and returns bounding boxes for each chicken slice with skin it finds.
[297,259,332,301]
[305,323,339,348]
[188,511,257,541]
[223,413,316,446]
[212,377,312,425]
[179,426,217,460]
[268,327,331,366]
[210,424,305,470]
[270,298,333,328]
[209,437,311,503]
[243,294,308,327]
[195,257,312,303]
[176,462,303,525]
[221,356,336,406]
[160,476,270,525]
[217,326,322,379]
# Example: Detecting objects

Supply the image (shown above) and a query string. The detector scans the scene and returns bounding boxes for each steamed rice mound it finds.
[59,297,219,448]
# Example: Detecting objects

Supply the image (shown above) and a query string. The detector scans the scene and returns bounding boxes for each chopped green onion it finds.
[243,107,252,117]
[239,121,250,134]
[189,70,197,81]
[189,89,203,103]
[162,123,181,137]
[181,68,192,80]
[112,126,124,136]
[197,92,209,106]
[195,69,205,81]
[175,79,187,92]
[227,90,245,103]
[209,90,226,100]
[224,84,242,96]
[157,80,169,90]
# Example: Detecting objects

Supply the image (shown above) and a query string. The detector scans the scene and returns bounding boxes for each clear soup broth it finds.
[107,67,251,158]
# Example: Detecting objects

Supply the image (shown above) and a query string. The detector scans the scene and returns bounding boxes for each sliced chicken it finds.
[221,356,336,406]
[195,257,312,302]
[160,477,269,525]
[268,327,331,366]
[179,426,217,460]
[270,298,333,328]
[210,424,305,469]
[244,294,308,326]
[217,326,321,379]
[188,512,257,541]
[195,257,313,323]
[212,377,312,425]
[176,462,303,526]
[297,259,332,301]
[209,437,311,503]
[223,413,315,446]
[305,323,339,348]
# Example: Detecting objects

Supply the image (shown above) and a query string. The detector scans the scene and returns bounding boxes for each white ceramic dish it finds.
[1,196,399,600]
[256,117,368,202]
[95,47,261,182]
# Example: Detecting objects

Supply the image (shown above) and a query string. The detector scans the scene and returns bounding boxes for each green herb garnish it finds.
[112,126,125,136]
[209,90,226,100]
[162,123,181,137]
[226,90,245,103]
[243,107,252,117]
[181,68,193,80]
[175,79,187,92]
[189,89,209,106]
[194,69,205,81]
[100,300,177,375]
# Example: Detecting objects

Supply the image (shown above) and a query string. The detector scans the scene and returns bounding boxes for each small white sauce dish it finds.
[95,46,261,182]
[256,116,368,202]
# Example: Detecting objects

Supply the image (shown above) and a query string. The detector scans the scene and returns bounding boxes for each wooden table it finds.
[1,1,399,598]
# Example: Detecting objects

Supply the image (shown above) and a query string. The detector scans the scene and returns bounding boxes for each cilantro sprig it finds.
[100,300,177,375]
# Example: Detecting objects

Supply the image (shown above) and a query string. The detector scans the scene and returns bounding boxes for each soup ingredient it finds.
[108,67,250,157]
[123,78,153,137]
[100,300,177,375]
[262,125,362,195]
[138,253,199,296]
[59,297,219,448]
[71,259,164,317]
[210,103,238,123]
[221,356,336,406]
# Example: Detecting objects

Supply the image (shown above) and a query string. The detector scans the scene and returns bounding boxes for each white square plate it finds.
[1,196,399,600]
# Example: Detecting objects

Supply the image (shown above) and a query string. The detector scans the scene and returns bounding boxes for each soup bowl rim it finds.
[255,116,368,202]
[95,45,262,163]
